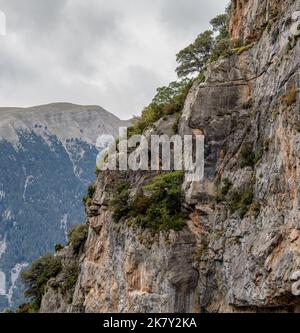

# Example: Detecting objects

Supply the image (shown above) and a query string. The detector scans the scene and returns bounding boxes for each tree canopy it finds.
[175,30,214,78]
[176,12,231,78]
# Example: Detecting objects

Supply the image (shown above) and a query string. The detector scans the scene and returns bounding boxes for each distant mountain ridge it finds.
[0,103,129,311]
[0,103,130,146]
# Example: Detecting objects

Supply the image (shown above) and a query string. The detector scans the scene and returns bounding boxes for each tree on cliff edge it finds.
[175,13,230,78]
[175,30,214,78]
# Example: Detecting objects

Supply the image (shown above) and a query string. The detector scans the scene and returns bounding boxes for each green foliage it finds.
[287,35,297,51]
[130,171,187,232]
[60,262,79,294]
[128,80,192,136]
[175,11,256,77]
[175,12,236,76]
[21,254,62,309]
[195,243,209,261]
[240,143,256,168]
[216,178,233,202]
[210,14,229,39]
[250,201,261,218]
[110,172,186,232]
[127,11,236,137]
[282,87,297,106]
[16,303,37,313]
[110,181,131,222]
[55,243,64,252]
[228,186,254,218]
[144,170,183,191]
[68,224,88,254]
[197,72,206,83]
[234,43,255,55]
[242,98,253,109]
[176,30,214,78]
[209,38,234,62]
[83,183,96,207]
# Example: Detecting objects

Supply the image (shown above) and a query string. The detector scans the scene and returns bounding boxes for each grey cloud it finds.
[0,0,228,118]
[0,0,68,34]
[159,0,229,33]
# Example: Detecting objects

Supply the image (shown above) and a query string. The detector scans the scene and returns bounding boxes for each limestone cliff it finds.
[40,0,300,313]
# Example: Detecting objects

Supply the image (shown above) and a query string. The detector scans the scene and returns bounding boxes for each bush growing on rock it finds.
[130,171,187,232]
[82,184,96,207]
[68,224,89,254]
[60,262,80,294]
[176,30,214,77]
[110,172,187,232]
[55,243,64,252]
[16,303,37,313]
[239,143,256,168]
[21,254,62,310]
[216,178,233,202]
[227,186,254,218]
[110,181,131,222]
[282,87,297,106]
[127,80,192,136]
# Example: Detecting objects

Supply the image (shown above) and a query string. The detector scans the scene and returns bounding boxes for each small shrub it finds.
[216,178,232,202]
[233,43,255,55]
[227,186,254,218]
[254,148,264,164]
[83,184,96,207]
[130,171,187,232]
[250,201,261,218]
[242,98,253,109]
[267,21,272,33]
[210,38,233,62]
[16,303,37,313]
[55,243,64,252]
[110,181,130,222]
[87,184,96,197]
[128,80,192,137]
[195,243,209,261]
[68,224,89,254]
[282,87,297,106]
[172,112,181,133]
[287,36,297,52]
[21,254,62,309]
[197,72,206,83]
[240,143,255,168]
[60,262,79,295]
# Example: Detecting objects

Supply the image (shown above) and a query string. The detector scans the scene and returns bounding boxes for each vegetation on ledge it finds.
[20,254,62,312]
[68,224,89,254]
[83,183,96,207]
[110,171,187,232]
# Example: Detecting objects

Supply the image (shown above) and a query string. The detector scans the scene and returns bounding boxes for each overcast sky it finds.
[0,0,228,119]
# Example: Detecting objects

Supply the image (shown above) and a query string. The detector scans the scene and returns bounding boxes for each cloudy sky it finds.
[0,0,228,119]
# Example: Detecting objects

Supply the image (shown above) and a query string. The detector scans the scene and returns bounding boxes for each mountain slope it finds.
[0,103,129,311]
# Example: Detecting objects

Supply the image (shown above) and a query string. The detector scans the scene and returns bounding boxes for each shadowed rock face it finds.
[40,1,300,313]
[0,103,129,311]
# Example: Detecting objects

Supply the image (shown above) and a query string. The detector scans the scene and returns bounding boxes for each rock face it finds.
[41,0,300,313]
[0,103,129,311]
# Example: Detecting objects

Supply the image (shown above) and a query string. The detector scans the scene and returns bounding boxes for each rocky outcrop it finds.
[229,0,296,43]
[40,0,300,313]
